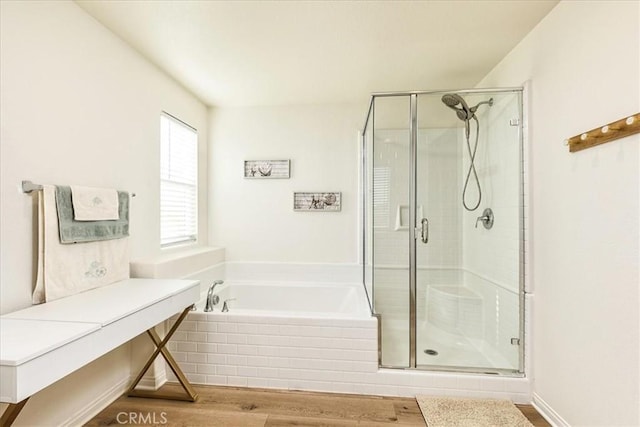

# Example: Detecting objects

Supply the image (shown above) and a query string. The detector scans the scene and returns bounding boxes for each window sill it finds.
[130,246,225,279]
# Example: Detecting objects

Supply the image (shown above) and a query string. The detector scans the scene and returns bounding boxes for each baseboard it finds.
[532,392,570,427]
[61,376,130,427]
[137,371,168,391]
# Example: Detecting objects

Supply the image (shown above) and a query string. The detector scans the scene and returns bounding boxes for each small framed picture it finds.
[244,160,290,179]
[293,192,341,212]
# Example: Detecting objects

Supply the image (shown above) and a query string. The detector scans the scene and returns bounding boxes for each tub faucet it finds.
[222,298,236,313]
[204,280,224,312]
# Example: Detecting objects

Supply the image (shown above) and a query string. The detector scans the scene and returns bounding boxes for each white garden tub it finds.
[193,281,371,318]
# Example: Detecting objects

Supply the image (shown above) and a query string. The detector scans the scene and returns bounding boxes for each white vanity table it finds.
[0,278,200,426]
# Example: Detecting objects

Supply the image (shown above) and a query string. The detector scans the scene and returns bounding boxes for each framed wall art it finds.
[293,192,341,212]
[244,160,290,179]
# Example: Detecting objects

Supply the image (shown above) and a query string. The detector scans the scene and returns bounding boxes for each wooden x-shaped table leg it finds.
[0,398,29,427]
[127,306,198,402]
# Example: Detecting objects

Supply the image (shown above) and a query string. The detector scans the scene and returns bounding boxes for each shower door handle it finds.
[420,218,429,244]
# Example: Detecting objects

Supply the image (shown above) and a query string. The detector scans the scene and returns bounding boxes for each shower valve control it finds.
[475,208,494,230]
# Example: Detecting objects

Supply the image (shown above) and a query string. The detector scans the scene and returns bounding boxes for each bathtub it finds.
[193,281,371,318]
[164,268,531,402]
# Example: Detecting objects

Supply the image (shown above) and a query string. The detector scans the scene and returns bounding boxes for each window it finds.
[373,166,390,228]
[160,113,198,247]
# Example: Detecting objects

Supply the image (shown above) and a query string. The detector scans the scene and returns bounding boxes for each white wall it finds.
[479,1,639,425]
[0,1,208,424]
[208,104,363,264]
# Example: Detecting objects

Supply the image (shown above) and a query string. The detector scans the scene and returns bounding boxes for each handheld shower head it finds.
[441,94,493,121]
[441,93,471,121]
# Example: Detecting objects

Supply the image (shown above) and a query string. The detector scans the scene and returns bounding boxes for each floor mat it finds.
[416,396,533,427]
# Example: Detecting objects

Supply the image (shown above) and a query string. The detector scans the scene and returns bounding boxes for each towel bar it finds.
[21,180,136,197]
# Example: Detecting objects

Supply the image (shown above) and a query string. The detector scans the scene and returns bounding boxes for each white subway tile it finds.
[172,331,188,341]
[179,321,198,332]
[226,355,248,366]
[207,354,227,365]
[180,363,197,374]
[237,366,258,377]
[177,342,197,352]
[187,332,207,343]
[319,327,342,338]
[217,323,238,333]
[187,353,207,364]
[278,346,303,358]
[217,344,238,354]
[197,343,216,353]
[276,368,301,380]
[227,334,248,345]
[268,358,290,368]
[246,335,269,345]
[196,321,217,332]
[278,325,300,336]
[258,324,280,335]
[230,315,256,324]
[351,361,378,372]
[197,364,216,375]
[216,365,237,376]
[247,356,269,367]
[237,345,258,355]
[187,313,207,322]
[267,335,291,347]
[172,351,187,362]
[237,323,259,334]
[207,333,227,343]
[258,346,279,357]
[185,373,207,384]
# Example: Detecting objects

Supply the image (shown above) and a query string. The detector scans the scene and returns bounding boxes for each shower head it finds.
[468,98,494,115]
[441,94,494,121]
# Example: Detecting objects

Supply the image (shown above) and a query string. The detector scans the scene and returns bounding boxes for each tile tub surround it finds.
[165,311,531,403]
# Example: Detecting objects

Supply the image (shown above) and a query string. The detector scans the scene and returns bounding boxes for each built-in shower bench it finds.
[0,278,200,426]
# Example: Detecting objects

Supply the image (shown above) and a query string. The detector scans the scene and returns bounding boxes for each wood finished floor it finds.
[86,384,551,426]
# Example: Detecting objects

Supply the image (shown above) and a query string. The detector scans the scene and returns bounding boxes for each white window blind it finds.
[160,113,198,247]
[373,166,390,228]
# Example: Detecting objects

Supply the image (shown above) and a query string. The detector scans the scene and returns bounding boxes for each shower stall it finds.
[361,88,525,375]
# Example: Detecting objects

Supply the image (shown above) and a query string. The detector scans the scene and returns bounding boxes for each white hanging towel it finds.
[70,185,120,221]
[33,185,129,304]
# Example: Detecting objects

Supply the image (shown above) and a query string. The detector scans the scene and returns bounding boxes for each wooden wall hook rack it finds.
[566,113,640,153]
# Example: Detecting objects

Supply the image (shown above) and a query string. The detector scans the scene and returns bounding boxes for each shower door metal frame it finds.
[362,87,526,374]
[408,94,418,368]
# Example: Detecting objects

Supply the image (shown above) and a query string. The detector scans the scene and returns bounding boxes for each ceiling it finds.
[76,0,558,107]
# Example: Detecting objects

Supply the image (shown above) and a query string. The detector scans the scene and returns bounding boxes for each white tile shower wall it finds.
[463,270,520,369]
[374,267,462,316]
[462,93,522,293]
[372,128,461,270]
[166,311,530,402]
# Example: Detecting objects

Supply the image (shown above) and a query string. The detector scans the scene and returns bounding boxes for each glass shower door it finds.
[366,89,524,374]
[371,96,411,368]
[415,91,523,372]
